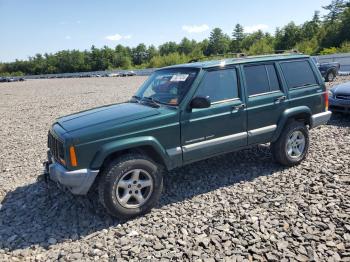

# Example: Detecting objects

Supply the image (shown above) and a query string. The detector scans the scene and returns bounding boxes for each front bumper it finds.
[44,152,99,195]
[329,97,350,114]
[311,111,332,128]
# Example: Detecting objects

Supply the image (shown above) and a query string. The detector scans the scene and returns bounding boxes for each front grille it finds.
[336,94,350,100]
[48,131,65,163]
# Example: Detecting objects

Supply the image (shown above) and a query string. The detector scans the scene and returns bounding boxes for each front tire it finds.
[98,153,163,219]
[271,121,309,166]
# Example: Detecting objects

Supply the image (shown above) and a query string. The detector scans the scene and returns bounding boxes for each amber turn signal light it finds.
[69,146,78,167]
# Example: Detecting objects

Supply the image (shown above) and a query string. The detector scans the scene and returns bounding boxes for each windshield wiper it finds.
[140,96,161,108]
[143,96,177,107]
[130,95,141,103]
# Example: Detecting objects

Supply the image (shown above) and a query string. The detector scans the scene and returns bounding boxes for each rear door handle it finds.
[275,96,286,103]
[232,104,246,110]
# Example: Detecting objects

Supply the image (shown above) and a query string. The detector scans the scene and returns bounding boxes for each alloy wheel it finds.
[115,169,153,209]
[286,130,306,159]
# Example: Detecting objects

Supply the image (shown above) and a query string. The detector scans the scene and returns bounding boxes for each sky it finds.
[0,0,331,62]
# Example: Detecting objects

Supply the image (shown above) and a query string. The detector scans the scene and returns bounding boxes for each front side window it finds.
[244,64,281,96]
[195,68,239,103]
[135,68,198,105]
[280,60,318,89]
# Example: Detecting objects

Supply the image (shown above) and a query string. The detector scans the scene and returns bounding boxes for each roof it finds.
[162,54,310,70]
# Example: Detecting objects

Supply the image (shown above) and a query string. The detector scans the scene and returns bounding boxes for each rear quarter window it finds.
[280,60,318,89]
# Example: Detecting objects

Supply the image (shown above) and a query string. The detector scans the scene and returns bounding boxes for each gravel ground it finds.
[0,76,349,261]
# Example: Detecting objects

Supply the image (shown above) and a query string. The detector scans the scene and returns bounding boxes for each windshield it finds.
[134,68,199,106]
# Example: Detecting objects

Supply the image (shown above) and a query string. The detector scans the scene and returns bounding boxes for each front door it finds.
[180,67,247,163]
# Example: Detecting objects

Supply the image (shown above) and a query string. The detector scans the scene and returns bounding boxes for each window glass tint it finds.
[266,64,280,92]
[195,69,238,103]
[136,68,198,105]
[280,60,317,89]
[244,65,270,96]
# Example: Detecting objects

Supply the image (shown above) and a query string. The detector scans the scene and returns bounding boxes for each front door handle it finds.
[232,104,246,110]
[275,96,286,103]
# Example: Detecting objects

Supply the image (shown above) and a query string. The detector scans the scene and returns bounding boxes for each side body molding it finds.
[90,136,173,170]
[271,106,312,142]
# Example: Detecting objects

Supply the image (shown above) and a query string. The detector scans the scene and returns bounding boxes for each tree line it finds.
[1,0,350,76]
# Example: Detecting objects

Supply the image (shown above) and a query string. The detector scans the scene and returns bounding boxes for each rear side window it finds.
[280,60,318,89]
[244,64,281,96]
[195,68,239,103]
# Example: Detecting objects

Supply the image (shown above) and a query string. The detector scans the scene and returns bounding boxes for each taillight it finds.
[324,91,329,111]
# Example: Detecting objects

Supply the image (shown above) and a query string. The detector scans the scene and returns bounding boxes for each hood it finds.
[331,82,350,95]
[57,102,159,132]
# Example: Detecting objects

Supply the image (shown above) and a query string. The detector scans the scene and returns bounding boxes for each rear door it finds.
[242,62,288,145]
[180,67,247,163]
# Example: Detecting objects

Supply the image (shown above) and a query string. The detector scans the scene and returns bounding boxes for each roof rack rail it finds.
[188,50,303,63]
[188,52,247,63]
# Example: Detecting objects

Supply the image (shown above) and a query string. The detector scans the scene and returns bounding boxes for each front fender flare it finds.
[271,106,312,142]
[90,136,171,170]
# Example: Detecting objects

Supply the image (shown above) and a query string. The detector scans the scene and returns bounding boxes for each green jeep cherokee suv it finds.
[45,54,331,218]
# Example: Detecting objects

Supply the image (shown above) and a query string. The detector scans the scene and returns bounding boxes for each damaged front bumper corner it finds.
[43,151,99,195]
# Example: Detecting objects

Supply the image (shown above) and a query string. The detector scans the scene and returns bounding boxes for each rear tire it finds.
[271,121,309,166]
[98,153,163,219]
[326,70,336,82]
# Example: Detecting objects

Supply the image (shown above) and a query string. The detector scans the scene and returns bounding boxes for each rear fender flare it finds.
[271,106,312,142]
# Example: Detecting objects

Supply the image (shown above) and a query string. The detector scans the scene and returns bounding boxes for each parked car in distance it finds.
[329,81,350,114]
[44,54,331,219]
[0,77,26,82]
[121,71,136,77]
[108,73,121,77]
[312,57,340,82]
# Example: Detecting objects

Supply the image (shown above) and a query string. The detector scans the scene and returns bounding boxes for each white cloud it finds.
[244,24,269,33]
[182,24,209,34]
[105,34,132,41]
[65,35,71,40]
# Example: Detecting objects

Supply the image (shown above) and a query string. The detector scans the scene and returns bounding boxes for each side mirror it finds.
[190,96,211,109]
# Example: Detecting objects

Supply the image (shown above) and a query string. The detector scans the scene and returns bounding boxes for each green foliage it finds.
[295,37,319,55]
[241,30,265,51]
[338,41,350,52]
[323,0,347,22]
[231,24,245,52]
[275,22,302,50]
[148,53,189,68]
[247,38,274,55]
[206,28,230,55]
[1,0,350,76]
[320,47,338,54]
[159,42,178,56]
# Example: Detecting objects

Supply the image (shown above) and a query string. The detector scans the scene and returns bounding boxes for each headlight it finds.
[328,90,334,98]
